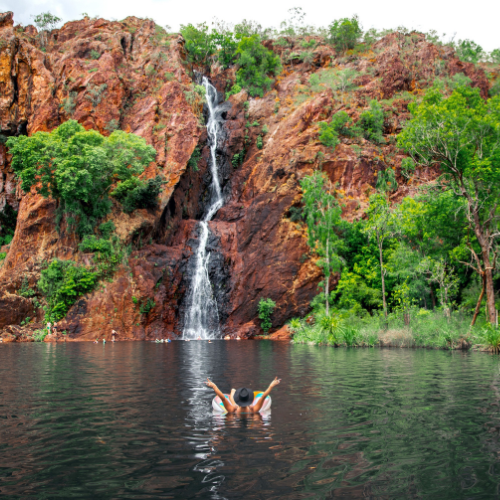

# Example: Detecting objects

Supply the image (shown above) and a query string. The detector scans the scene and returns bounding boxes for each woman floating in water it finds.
[206,377,281,414]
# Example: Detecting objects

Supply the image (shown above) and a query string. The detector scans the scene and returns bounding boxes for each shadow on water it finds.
[1,342,500,498]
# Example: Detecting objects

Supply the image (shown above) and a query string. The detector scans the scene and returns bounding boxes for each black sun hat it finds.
[233,387,254,407]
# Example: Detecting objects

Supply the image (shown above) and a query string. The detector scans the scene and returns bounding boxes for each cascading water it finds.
[182,77,225,340]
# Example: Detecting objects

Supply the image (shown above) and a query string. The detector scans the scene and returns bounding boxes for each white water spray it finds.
[182,77,225,339]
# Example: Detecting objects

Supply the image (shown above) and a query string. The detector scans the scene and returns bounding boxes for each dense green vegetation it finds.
[0,204,18,246]
[36,221,124,322]
[318,101,385,149]
[6,122,158,322]
[38,260,98,322]
[180,23,281,97]
[258,298,276,333]
[292,83,500,349]
[7,120,157,235]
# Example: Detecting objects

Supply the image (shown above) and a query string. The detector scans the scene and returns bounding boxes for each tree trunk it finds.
[471,274,486,327]
[430,286,436,309]
[469,198,496,324]
[482,251,496,324]
[378,233,387,318]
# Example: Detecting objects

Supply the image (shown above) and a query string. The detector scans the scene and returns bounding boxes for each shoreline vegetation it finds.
[282,309,500,352]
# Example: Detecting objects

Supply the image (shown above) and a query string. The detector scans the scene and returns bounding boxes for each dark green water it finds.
[1,342,500,499]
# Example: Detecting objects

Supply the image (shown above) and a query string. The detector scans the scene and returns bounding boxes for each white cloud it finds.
[0,0,498,51]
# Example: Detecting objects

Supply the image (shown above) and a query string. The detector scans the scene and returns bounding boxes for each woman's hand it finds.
[269,376,281,388]
[206,378,217,389]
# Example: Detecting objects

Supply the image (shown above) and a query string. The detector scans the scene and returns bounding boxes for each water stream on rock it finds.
[182,77,225,340]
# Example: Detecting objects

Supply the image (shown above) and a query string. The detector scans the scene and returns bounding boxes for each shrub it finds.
[376,168,398,193]
[38,259,98,322]
[0,204,17,246]
[401,157,415,180]
[491,49,500,64]
[226,83,242,97]
[111,175,164,213]
[63,91,77,116]
[0,252,6,260]
[358,100,384,143]
[188,145,202,172]
[31,329,48,342]
[258,297,276,333]
[232,149,246,168]
[17,277,36,298]
[140,298,155,315]
[318,122,340,149]
[7,120,156,236]
[256,135,263,149]
[98,220,115,239]
[327,16,362,52]
[309,68,358,94]
[318,111,358,149]
[480,324,500,353]
[235,35,281,97]
[90,50,100,60]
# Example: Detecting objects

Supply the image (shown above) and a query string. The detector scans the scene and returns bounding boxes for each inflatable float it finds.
[212,391,272,414]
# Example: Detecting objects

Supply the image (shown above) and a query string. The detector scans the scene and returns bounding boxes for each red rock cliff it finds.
[0,13,492,340]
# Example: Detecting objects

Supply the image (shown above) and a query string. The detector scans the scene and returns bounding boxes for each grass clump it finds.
[290,307,487,349]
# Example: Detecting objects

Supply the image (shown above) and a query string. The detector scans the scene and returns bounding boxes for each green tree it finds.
[363,193,397,318]
[235,35,281,97]
[455,39,484,64]
[32,11,61,30]
[180,23,216,65]
[210,20,239,68]
[258,297,276,333]
[301,171,344,314]
[327,16,362,53]
[398,86,500,324]
[32,11,61,47]
[491,49,500,64]
[6,120,156,236]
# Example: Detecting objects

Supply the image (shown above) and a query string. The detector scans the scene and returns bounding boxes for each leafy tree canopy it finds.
[398,85,500,323]
[32,12,61,31]
[327,15,362,52]
[235,35,281,97]
[7,120,156,236]
[300,171,344,314]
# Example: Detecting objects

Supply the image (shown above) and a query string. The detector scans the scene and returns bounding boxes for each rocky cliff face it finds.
[0,13,493,340]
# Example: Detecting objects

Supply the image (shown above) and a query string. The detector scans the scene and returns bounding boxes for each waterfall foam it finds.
[182,77,225,340]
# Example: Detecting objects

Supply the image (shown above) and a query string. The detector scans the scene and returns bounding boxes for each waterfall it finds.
[182,77,225,340]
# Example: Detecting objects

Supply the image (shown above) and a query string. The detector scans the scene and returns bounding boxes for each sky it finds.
[0,0,499,51]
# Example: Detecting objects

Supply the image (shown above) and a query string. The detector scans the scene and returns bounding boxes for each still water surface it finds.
[1,342,500,499]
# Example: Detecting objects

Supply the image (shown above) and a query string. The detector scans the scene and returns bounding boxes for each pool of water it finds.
[1,342,500,499]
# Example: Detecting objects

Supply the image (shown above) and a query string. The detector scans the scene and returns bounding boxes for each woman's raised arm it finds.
[206,378,235,413]
[253,377,281,413]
